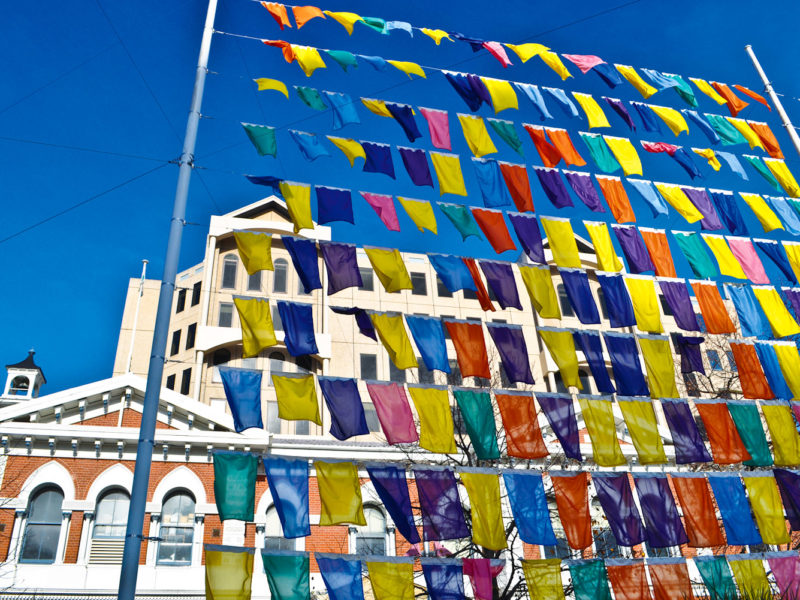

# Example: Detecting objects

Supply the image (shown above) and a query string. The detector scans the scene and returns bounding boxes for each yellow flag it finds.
[361,98,392,117]
[761,402,800,465]
[728,117,765,150]
[638,336,678,398]
[701,234,747,279]
[420,28,452,45]
[387,60,426,79]
[541,217,581,268]
[504,42,550,62]
[742,475,791,544]
[774,342,800,399]
[740,192,784,232]
[327,136,366,167]
[616,64,657,98]
[625,276,663,334]
[649,104,689,136]
[764,158,800,197]
[573,92,610,128]
[205,547,254,600]
[233,297,277,358]
[689,77,726,104]
[233,231,273,275]
[584,221,623,271]
[522,560,565,600]
[315,461,365,526]
[480,77,518,113]
[654,183,704,223]
[253,77,288,97]
[322,10,362,34]
[408,386,456,453]
[518,265,561,319]
[457,114,498,157]
[460,471,506,551]
[752,286,800,337]
[578,397,626,466]
[729,558,771,597]
[370,312,418,370]
[398,197,437,233]
[785,242,800,282]
[290,45,327,77]
[618,399,666,464]
[279,181,313,233]
[364,247,413,292]
[430,151,467,196]
[367,561,414,600]
[540,52,572,80]
[603,136,642,176]
[539,328,581,389]
[272,374,322,425]
[693,147,721,170]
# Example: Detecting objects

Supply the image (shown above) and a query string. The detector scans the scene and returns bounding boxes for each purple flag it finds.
[315,186,354,224]
[422,560,465,600]
[661,399,712,463]
[634,474,688,547]
[321,242,362,294]
[508,212,546,263]
[559,268,601,324]
[536,394,581,460]
[467,74,493,107]
[385,103,422,142]
[413,467,470,541]
[534,167,574,209]
[573,331,615,393]
[445,72,483,112]
[681,187,723,230]
[330,306,376,341]
[479,261,522,310]
[675,334,705,374]
[366,464,420,544]
[564,170,605,212]
[592,473,646,546]
[318,377,369,440]
[783,288,800,321]
[612,225,656,273]
[604,97,636,130]
[658,279,700,331]
[398,147,434,187]
[486,323,534,384]
[362,142,395,178]
[774,469,800,529]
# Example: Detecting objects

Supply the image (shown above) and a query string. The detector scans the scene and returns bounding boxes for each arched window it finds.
[354,506,386,555]
[273,259,288,293]
[221,255,238,289]
[157,492,195,565]
[20,486,64,563]
[263,506,295,551]
[9,376,30,395]
[93,490,130,539]
[557,284,574,317]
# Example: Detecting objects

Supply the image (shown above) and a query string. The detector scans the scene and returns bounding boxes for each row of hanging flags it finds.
[209,543,799,600]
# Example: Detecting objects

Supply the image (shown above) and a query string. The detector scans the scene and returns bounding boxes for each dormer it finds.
[2,350,46,404]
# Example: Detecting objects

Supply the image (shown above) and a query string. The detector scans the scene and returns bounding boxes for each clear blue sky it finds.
[2,0,799,393]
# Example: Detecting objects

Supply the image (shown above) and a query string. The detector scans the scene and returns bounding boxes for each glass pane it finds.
[218,303,233,327]
[271,306,283,331]
[248,271,262,291]
[360,354,377,380]
[363,404,381,433]
[264,537,296,552]
[436,277,453,298]
[446,360,462,386]
[266,402,281,434]
[21,524,60,562]
[222,257,237,289]
[294,420,309,435]
[558,285,574,317]
[359,268,374,291]
[410,273,427,296]
[273,260,288,293]
[29,489,64,523]
[389,362,406,383]
[417,360,435,385]
[162,494,195,525]
[355,535,385,556]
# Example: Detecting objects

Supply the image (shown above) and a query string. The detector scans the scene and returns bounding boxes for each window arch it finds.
[273,259,288,293]
[20,485,64,563]
[557,284,574,317]
[9,376,30,395]
[263,506,295,551]
[157,491,195,565]
[353,505,387,556]
[93,489,130,539]
[221,255,238,289]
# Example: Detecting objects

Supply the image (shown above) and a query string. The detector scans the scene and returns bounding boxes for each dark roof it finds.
[6,351,46,383]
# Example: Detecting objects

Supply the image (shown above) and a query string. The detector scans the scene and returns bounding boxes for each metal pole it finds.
[125,259,149,374]
[745,44,800,159]
[117,0,218,598]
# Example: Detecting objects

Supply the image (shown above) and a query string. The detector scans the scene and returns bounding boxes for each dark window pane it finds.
[659,294,673,316]
[248,271,262,291]
[363,403,381,432]
[264,536,296,551]
[222,256,237,289]
[726,350,737,372]
[558,285,574,317]
[463,288,478,300]
[21,487,64,563]
[360,354,377,380]
[273,259,288,293]
[294,420,309,436]
[410,273,427,296]
[707,350,722,371]
[218,303,233,327]
[417,360,435,385]
[191,282,201,306]
[359,268,374,291]
[596,287,608,319]
[446,359,462,386]
[185,324,196,350]
[389,361,406,383]
[180,368,191,395]
[176,289,186,313]
[170,330,181,356]
[436,277,453,298]
[166,374,176,390]
[271,305,283,331]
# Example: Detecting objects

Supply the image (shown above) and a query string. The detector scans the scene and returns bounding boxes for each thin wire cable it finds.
[0,135,171,163]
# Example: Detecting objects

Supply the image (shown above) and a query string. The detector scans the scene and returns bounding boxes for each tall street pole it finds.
[117,1,218,598]
[745,44,800,159]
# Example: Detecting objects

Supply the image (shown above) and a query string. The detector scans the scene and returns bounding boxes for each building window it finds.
[354,506,387,555]
[659,294,673,316]
[298,279,311,296]
[268,352,291,385]
[557,284,574,317]
[273,259,288,293]
[157,492,195,565]
[726,350,737,372]
[248,271,262,292]
[271,305,283,331]
[359,267,374,291]
[264,506,295,551]
[180,368,191,395]
[417,360,435,385]
[544,536,572,559]
[707,350,723,371]
[212,349,231,383]
[360,354,377,380]
[363,403,381,433]
[8,376,29,395]
[191,281,201,306]
[20,486,64,564]
[266,401,280,434]
[410,273,427,296]
[389,361,406,383]
[176,288,186,313]
[93,490,130,539]
[441,316,454,339]
[446,359,462,387]
[218,303,233,328]
[166,374,176,390]
[683,372,701,397]
[436,277,453,298]
[241,357,258,370]
[297,355,316,374]
[463,288,478,301]
[221,255,238,289]
[596,287,609,320]
[170,330,181,356]
[185,324,196,350]
[294,421,310,435]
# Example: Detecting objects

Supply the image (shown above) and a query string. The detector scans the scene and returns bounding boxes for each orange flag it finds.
[640,228,676,277]
[748,121,783,159]
[495,393,548,459]
[734,85,771,111]
[443,319,491,379]
[671,475,725,547]
[728,342,774,400]
[607,561,652,600]
[649,561,694,600]
[292,5,325,28]
[471,208,517,254]
[691,281,736,334]
[695,401,751,464]
[262,2,292,29]
[596,176,635,223]
[546,127,587,166]
[550,472,592,549]
[711,82,749,116]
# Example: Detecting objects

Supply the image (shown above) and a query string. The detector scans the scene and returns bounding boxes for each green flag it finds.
[672,232,719,279]
[487,118,524,156]
[453,389,500,460]
[742,155,782,191]
[728,402,773,466]
[295,86,328,111]
[261,552,310,600]
[241,123,276,157]
[569,560,612,600]
[325,50,358,71]
[695,557,738,600]
[213,452,257,521]
[579,133,621,173]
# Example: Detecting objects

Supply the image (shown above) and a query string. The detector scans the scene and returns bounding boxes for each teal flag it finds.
[579,133,621,173]
[728,402,773,466]
[361,16,387,33]
[325,50,358,71]
[261,552,310,600]
[705,113,748,145]
[295,86,327,111]
[742,155,782,191]
[695,557,738,600]
[453,389,500,460]
[437,202,483,240]
[213,452,258,521]
[672,232,719,279]
[487,118,524,156]
[666,74,698,107]
[569,560,612,600]
[241,123,277,157]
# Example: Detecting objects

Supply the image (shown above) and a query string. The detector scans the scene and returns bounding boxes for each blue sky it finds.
[2,0,799,393]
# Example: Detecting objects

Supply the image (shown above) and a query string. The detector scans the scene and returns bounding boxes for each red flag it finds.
[470,208,517,254]
[495,393,548,459]
[671,475,725,547]
[462,258,495,312]
[498,162,534,212]
[695,402,751,464]
[523,124,562,168]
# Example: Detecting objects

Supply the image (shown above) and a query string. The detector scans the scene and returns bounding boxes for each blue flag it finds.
[428,254,477,293]
[708,474,762,545]
[318,377,369,440]
[502,471,557,545]
[405,315,449,373]
[366,464,421,544]
[277,301,318,357]
[263,456,310,538]
[218,366,263,433]
[422,560,465,600]
[317,555,364,600]
[283,236,322,294]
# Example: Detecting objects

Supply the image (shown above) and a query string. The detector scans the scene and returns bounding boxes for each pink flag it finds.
[641,140,679,155]
[562,54,605,74]
[361,192,400,231]
[366,382,418,444]
[462,559,504,600]
[482,41,512,67]
[419,107,451,150]
[727,237,770,284]
[768,555,800,598]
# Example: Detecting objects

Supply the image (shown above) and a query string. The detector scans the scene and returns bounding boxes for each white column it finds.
[55,511,71,564]
[192,515,205,567]
[145,515,160,565]
[6,509,26,562]
[77,511,94,564]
